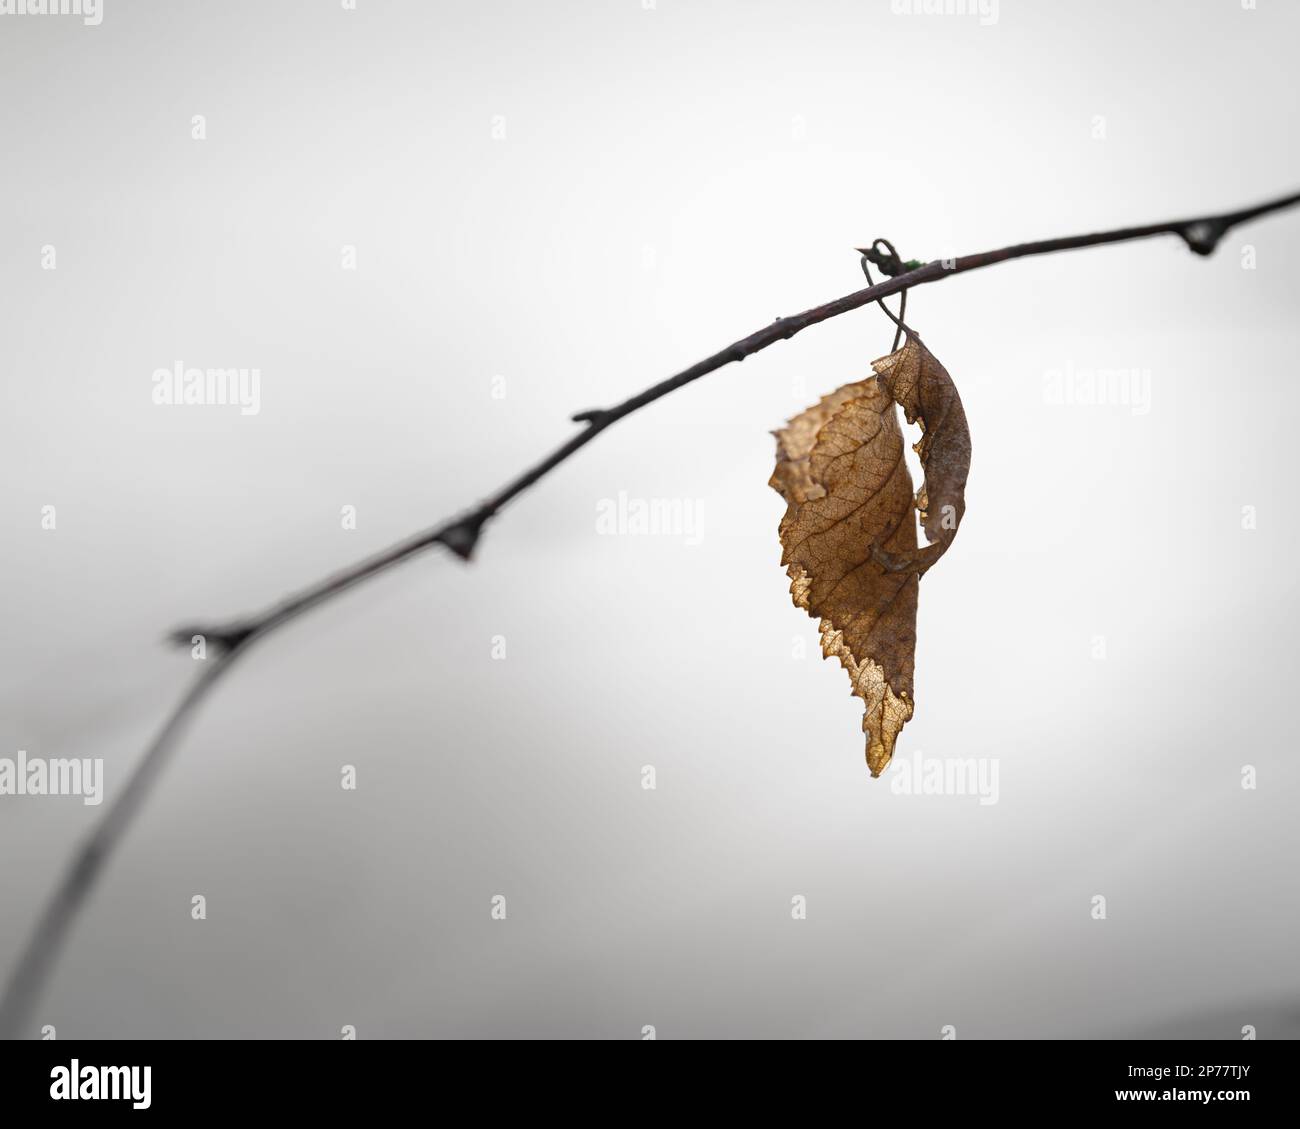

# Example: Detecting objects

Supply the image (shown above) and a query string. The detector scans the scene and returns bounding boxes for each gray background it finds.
[1,0,1297,1039]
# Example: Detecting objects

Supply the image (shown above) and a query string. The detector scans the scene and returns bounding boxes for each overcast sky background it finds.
[1,0,1298,1038]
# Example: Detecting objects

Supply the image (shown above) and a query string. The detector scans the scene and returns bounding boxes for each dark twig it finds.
[3,188,1298,1038]
[0,654,237,1039]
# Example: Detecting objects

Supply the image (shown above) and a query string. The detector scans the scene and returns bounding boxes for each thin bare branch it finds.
[0,655,236,1038]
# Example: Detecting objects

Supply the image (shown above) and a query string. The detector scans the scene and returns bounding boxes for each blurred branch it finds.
[3,187,1298,1038]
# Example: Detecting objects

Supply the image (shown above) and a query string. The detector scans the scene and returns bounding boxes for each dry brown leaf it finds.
[870,333,972,575]
[771,334,971,777]
[770,377,919,776]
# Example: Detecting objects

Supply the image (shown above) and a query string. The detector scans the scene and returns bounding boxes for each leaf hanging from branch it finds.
[771,335,971,777]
